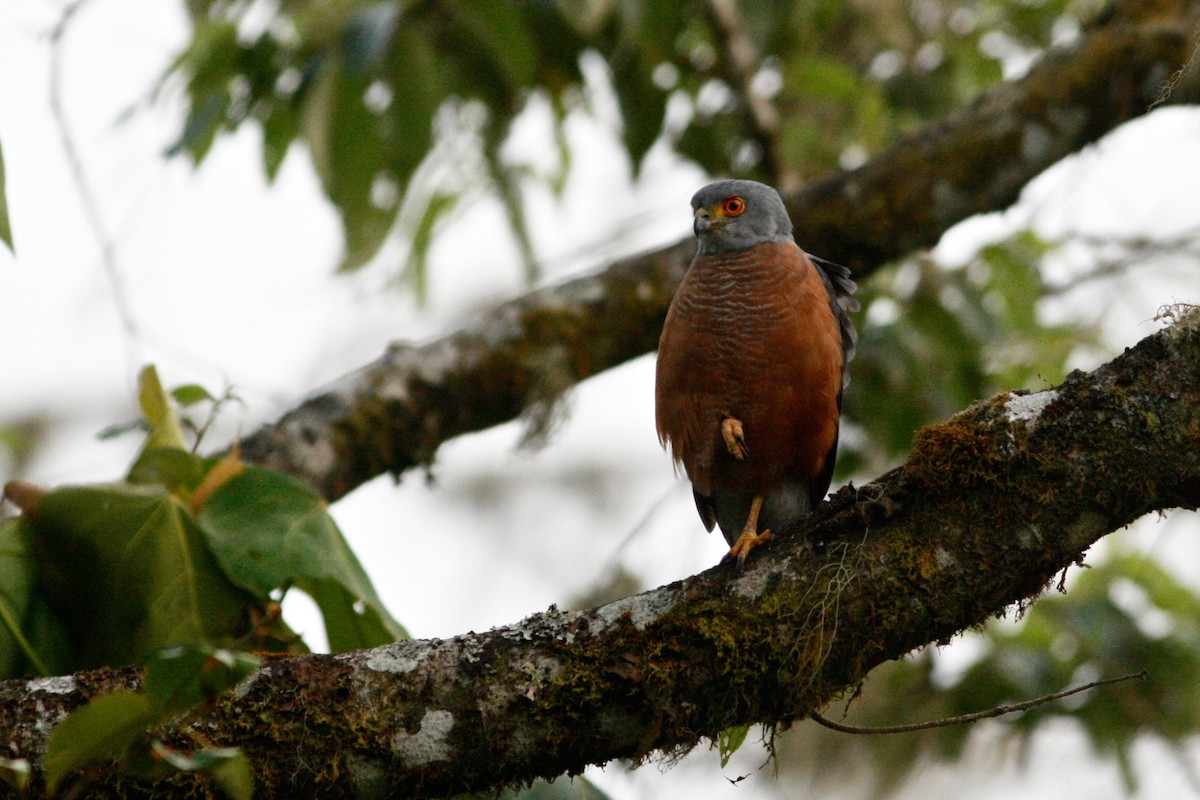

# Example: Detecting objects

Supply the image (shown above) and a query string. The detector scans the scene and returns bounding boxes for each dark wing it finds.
[807,254,858,509]
[693,488,718,533]
[809,254,859,388]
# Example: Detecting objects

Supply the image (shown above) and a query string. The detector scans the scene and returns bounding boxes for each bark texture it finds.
[5,308,1198,799]
[236,3,1200,502]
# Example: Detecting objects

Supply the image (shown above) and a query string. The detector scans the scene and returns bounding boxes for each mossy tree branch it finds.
[236,3,1200,502]
[6,308,1198,798]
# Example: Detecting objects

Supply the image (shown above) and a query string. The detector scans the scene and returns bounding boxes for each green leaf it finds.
[787,53,870,103]
[45,645,260,793]
[627,0,689,62]
[127,446,215,496]
[0,517,45,677]
[140,644,261,717]
[0,756,30,791]
[147,742,253,800]
[197,467,407,649]
[14,596,73,678]
[165,19,241,164]
[166,91,228,164]
[296,577,399,652]
[378,23,442,182]
[608,46,665,171]
[449,0,538,91]
[302,13,446,272]
[97,418,149,441]
[717,723,750,767]
[302,60,397,272]
[0,517,70,678]
[201,748,254,800]
[45,691,154,791]
[482,138,538,284]
[402,190,463,300]
[261,100,298,182]
[31,483,254,668]
[0,137,13,254]
[138,365,187,452]
[521,4,587,92]
[171,383,216,407]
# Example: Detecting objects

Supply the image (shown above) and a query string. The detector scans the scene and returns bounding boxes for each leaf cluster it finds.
[164,0,1086,288]
[783,549,1200,795]
[0,366,405,680]
[42,645,261,798]
[838,230,1095,479]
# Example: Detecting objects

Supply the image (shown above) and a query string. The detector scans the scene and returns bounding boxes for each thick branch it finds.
[7,309,1199,798]
[237,239,694,499]
[792,4,1200,271]
[237,5,1200,501]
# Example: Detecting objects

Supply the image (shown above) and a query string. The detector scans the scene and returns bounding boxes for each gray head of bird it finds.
[691,179,794,255]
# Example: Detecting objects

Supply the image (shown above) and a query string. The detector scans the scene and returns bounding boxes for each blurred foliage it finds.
[837,229,1095,479]
[0,366,405,679]
[31,482,263,669]
[0,517,68,678]
[0,137,12,254]
[0,416,50,486]
[781,549,1200,795]
[45,644,259,797]
[166,0,1090,290]
[3,368,602,798]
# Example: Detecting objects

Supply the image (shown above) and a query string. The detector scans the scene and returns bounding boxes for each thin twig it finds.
[48,0,142,349]
[1043,229,1200,297]
[1149,15,1200,110]
[810,671,1148,735]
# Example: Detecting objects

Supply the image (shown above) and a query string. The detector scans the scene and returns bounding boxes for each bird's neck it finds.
[695,232,792,256]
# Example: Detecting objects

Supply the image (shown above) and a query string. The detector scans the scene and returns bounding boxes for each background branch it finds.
[697,0,787,187]
[789,9,1200,271]
[236,6,1200,502]
[10,308,1199,798]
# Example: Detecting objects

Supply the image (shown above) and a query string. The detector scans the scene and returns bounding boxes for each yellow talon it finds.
[721,417,748,460]
[725,494,771,569]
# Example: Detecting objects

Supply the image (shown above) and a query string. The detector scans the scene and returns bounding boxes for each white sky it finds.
[2,2,1198,798]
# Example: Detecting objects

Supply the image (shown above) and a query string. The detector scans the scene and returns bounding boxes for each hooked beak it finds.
[693,206,714,235]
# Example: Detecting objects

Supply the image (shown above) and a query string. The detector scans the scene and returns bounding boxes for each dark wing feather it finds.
[693,488,718,533]
[809,254,859,387]
[808,254,857,507]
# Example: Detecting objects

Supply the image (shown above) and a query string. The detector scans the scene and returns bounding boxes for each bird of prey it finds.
[655,179,858,567]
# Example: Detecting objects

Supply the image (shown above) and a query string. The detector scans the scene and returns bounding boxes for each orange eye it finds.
[721,197,746,216]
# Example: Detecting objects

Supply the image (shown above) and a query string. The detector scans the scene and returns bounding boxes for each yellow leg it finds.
[727,495,772,568]
[721,417,748,460]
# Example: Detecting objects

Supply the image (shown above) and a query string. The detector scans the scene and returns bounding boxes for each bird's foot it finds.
[724,528,773,571]
[721,417,748,460]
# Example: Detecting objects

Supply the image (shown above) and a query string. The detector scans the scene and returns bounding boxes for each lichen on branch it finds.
[4,308,1197,798]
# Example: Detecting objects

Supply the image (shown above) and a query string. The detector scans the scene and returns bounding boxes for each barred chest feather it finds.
[655,239,844,497]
